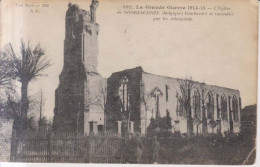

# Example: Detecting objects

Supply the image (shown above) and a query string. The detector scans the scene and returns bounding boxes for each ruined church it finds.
[53,0,241,136]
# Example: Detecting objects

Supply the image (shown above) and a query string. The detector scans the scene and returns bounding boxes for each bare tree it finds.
[6,92,40,132]
[0,51,15,90]
[199,86,208,135]
[190,86,208,135]
[176,78,194,137]
[6,92,41,161]
[139,80,155,135]
[2,40,51,136]
[39,90,44,129]
[35,90,45,129]
[176,78,217,136]
[142,92,153,135]
[28,90,46,131]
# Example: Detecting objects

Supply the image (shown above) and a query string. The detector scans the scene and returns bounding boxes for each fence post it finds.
[87,136,92,163]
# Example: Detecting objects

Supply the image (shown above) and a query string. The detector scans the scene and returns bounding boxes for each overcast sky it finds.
[1,0,257,119]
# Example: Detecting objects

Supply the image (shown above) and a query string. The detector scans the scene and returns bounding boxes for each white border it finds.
[0,2,259,167]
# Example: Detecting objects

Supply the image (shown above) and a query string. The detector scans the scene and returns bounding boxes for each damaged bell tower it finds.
[53,0,105,136]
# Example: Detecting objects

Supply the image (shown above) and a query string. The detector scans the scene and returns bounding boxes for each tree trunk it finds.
[104,110,107,132]
[10,117,20,161]
[38,90,43,131]
[20,81,29,136]
[187,90,193,137]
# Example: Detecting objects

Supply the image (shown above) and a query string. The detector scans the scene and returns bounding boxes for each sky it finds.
[1,0,258,119]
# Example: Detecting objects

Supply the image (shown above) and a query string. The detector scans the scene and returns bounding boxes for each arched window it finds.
[232,96,239,122]
[152,87,163,118]
[206,92,214,120]
[192,90,201,119]
[221,95,228,120]
[118,76,129,112]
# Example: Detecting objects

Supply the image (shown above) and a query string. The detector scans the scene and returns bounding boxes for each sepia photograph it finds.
[0,0,258,165]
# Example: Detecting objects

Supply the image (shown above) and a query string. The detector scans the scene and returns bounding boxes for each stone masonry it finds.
[106,67,241,136]
[53,0,105,136]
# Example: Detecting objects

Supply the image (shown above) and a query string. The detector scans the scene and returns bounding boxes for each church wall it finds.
[82,23,99,73]
[83,74,105,135]
[141,72,187,134]
[106,67,143,134]
[201,84,241,134]
[141,72,241,135]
